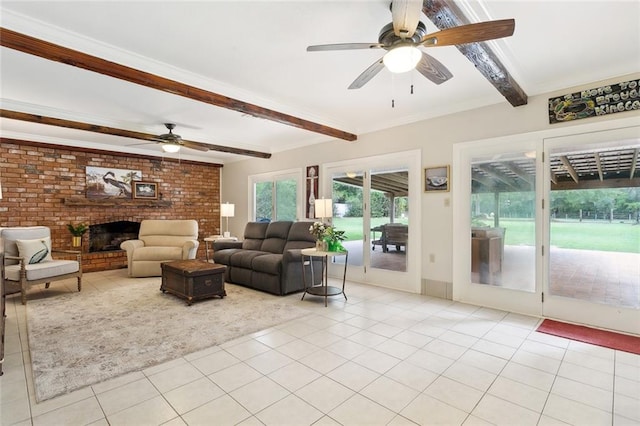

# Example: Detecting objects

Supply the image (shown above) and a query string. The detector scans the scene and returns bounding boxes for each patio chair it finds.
[0,227,82,305]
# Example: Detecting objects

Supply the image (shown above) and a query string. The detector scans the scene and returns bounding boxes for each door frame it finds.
[320,149,422,293]
[542,126,640,335]
[453,137,544,317]
[453,115,640,327]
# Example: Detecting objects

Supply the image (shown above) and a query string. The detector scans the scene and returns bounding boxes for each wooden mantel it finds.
[64,197,172,208]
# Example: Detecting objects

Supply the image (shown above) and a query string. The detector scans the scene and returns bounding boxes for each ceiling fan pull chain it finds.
[391,73,396,108]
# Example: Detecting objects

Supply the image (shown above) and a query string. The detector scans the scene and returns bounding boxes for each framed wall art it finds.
[424,165,450,192]
[86,166,141,199]
[132,181,158,200]
[306,165,319,219]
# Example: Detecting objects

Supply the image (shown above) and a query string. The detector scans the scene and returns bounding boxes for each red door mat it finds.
[537,319,640,355]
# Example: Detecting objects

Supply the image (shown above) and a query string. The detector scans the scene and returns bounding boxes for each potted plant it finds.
[67,223,88,247]
[309,222,345,252]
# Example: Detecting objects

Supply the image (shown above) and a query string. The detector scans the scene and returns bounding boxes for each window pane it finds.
[471,152,536,292]
[275,179,297,221]
[255,181,273,221]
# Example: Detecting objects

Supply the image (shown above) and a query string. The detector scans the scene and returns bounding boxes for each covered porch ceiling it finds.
[334,146,639,197]
[473,147,639,193]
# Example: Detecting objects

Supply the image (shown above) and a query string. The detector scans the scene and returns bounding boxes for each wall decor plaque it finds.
[548,79,640,124]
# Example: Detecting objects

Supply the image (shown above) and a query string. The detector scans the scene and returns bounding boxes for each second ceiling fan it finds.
[153,123,210,153]
[307,0,515,89]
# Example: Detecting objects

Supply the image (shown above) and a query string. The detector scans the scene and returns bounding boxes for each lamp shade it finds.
[383,46,421,73]
[314,198,333,219]
[162,143,181,153]
[221,202,235,217]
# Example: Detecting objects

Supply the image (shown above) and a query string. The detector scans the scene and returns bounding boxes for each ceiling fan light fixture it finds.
[161,143,181,153]
[383,46,421,73]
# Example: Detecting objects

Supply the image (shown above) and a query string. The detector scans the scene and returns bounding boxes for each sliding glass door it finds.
[454,125,639,334]
[455,142,542,316]
[543,127,640,335]
[323,151,420,293]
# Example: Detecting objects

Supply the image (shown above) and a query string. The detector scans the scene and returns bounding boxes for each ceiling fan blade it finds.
[416,52,453,85]
[307,43,383,52]
[348,57,385,90]
[391,0,422,38]
[181,140,210,152]
[420,19,515,47]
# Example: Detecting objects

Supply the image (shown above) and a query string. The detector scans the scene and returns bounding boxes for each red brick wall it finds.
[1,139,222,272]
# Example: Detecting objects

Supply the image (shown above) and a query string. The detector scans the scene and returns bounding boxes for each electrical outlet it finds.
[444,197,450,207]
[429,253,435,263]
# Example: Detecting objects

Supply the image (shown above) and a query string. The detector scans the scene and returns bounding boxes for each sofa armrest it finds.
[283,249,304,264]
[182,240,200,259]
[120,240,144,273]
[52,249,82,264]
[120,240,144,252]
[213,241,243,251]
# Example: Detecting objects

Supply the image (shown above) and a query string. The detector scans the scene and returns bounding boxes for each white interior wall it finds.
[220,72,640,289]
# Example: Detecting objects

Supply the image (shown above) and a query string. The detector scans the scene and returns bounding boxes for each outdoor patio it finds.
[339,241,639,309]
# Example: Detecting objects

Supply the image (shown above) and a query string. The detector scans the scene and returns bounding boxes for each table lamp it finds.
[221,202,235,238]
[314,198,332,223]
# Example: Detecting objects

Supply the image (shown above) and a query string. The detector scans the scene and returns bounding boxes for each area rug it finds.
[537,319,640,355]
[26,281,310,402]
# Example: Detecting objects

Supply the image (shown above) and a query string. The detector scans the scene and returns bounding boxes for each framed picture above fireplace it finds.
[133,181,158,199]
[86,167,141,199]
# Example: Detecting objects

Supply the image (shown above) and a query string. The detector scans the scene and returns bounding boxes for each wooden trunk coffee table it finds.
[161,260,226,305]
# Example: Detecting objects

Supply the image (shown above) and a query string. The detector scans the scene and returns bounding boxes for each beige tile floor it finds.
[1,269,639,426]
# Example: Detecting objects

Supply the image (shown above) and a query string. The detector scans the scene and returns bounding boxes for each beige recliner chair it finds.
[120,220,199,277]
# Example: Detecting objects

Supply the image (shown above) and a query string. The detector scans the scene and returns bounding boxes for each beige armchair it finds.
[1,226,82,305]
[120,220,199,277]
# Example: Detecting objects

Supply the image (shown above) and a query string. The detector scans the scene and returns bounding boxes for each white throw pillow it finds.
[16,237,53,264]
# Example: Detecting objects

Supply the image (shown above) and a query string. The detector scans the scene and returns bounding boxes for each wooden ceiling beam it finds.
[630,148,638,180]
[422,0,528,107]
[504,161,534,185]
[475,165,522,191]
[560,156,579,183]
[0,27,357,143]
[0,109,272,159]
[594,152,604,181]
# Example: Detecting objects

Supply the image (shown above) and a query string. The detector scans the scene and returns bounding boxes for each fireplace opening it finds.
[89,221,140,253]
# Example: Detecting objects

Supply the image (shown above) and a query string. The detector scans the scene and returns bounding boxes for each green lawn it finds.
[333,217,407,241]
[333,217,640,253]
[500,219,640,253]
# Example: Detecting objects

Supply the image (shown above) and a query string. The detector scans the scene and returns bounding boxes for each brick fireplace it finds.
[89,220,140,253]
[1,139,222,272]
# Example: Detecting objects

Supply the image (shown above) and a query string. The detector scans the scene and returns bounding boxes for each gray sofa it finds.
[212,221,321,295]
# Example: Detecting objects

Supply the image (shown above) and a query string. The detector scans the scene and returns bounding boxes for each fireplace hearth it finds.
[89,221,140,253]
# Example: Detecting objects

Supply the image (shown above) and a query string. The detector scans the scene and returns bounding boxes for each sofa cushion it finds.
[138,220,198,247]
[4,260,79,281]
[16,237,53,264]
[132,246,183,261]
[283,221,316,252]
[229,250,268,268]
[213,248,243,265]
[242,222,269,250]
[1,226,51,265]
[251,253,283,275]
[260,221,292,254]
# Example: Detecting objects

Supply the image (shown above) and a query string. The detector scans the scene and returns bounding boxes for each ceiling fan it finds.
[153,123,210,153]
[307,0,515,89]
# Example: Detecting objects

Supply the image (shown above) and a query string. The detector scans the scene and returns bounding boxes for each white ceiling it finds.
[1,1,638,164]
